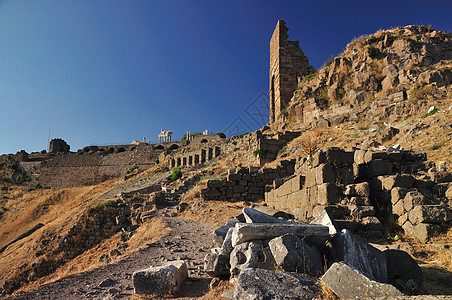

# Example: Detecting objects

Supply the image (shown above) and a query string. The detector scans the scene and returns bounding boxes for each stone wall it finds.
[201,160,295,203]
[265,147,451,241]
[269,19,313,124]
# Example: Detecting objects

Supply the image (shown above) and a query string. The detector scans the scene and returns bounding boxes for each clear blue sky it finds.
[0,1,451,154]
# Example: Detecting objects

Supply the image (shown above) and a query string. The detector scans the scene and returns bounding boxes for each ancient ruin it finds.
[158,130,173,143]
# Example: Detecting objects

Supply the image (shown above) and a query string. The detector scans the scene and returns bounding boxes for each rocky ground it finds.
[7,216,214,300]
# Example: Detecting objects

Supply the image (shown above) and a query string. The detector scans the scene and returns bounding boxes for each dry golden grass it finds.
[318,281,339,300]
[199,279,234,300]
[127,217,172,249]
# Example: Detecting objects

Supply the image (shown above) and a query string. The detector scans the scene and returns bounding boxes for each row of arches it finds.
[170,146,221,168]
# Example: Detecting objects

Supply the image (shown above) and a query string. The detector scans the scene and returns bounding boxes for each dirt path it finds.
[10,217,214,300]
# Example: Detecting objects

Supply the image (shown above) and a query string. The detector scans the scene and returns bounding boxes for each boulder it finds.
[242,207,289,224]
[384,249,423,293]
[230,240,276,277]
[269,233,323,276]
[233,268,318,300]
[133,260,188,295]
[321,262,403,299]
[231,223,330,248]
[332,229,387,283]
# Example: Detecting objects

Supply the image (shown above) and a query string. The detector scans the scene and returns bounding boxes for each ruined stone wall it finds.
[265,147,451,242]
[201,160,295,203]
[269,19,313,124]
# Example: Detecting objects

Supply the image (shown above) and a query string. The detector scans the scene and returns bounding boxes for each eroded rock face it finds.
[269,233,323,276]
[229,240,276,277]
[233,268,319,300]
[321,262,403,299]
[132,260,187,295]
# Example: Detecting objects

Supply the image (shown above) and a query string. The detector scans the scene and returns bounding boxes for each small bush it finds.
[16,172,31,184]
[127,166,138,174]
[431,144,440,150]
[367,45,379,58]
[171,168,182,181]
[416,34,421,41]
[278,108,288,119]
[93,200,117,211]
[182,131,202,141]
[239,132,249,138]
[409,85,437,104]
[315,88,329,110]
[323,56,334,67]
[232,141,237,145]
[155,159,159,164]
[253,148,267,159]
[216,132,226,139]
[302,73,317,83]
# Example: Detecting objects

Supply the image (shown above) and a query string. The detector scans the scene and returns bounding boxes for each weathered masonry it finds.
[269,19,314,124]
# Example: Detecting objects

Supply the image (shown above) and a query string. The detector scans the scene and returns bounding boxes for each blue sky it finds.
[0,1,451,154]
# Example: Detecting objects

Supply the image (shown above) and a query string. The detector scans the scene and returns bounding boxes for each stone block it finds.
[133,260,188,295]
[368,159,393,177]
[403,221,441,243]
[249,205,293,220]
[403,191,430,211]
[380,174,415,190]
[360,216,382,231]
[353,163,368,179]
[315,164,336,184]
[321,262,402,299]
[354,149,366,165]
[337,166,355,185]
[447,185,452,200]
[207,180,224,188]
[392,199,405,216]
[398,213,409,226]
[227,174,241,181]
[391,187,408,204]
[233,268,318,300]
[318,183,338,205]
[309,186,318,205]
[269,233,323,276]
[332,229,387,282]
[349,205,375,219]
[310,209,337,235]
[231,223,330,248]
[349,196,371,206]
[305,167,316,188]
[291,175,304,192]
[229,240,276,277]
[408,205,451,224]
[233,185,245,194]
[384,249,423,293]
[364,151,388,163]
[432,183,450,198]
[292,189,309,207]
[213,220,238,246]
[344,182,370,197]
[204,252,230,278]
[276,180,292,197]
[243,207,289,224]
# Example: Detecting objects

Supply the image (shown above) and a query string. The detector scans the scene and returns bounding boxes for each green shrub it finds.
[232,141,237,145]
[16,172,31,184]
[315,88,329,110]
[171,168,182,181]
[239,132,249,138]
[253,148,267,159]
[216,132,226,138]
[367,45,379,58]
[416,34,421,41]
[431,144,440,150]
[323,56,334,67]
[278,108,288,119]
[278,146,287,156]
[155,159,160,164]
[302,73,316,83]
[182,131,202,141]
[93,200,117,211]
[127,166,138,174]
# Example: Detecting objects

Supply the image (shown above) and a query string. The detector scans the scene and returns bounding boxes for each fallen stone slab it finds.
[231,223,330,248]
[242,207,289,224]
[269,233,323,276]
[332,229,387,283]
[321,262,402,299]
[213,220,238,246]
[233,268,318,300]
[249,204,294,220]
[220,227,234,256]
[310,209,337,235]
[230,240,276,277]
[133,260,188,295]
[385,249,423,293]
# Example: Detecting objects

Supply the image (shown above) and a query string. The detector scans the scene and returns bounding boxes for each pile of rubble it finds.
[204,207,422,299]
